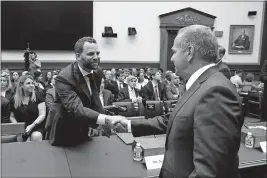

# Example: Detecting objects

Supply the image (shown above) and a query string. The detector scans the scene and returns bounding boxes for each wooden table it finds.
[1,136,266,178]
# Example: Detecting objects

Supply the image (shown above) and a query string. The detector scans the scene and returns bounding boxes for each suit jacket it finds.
[45,62,104,146]
[117,86,140,102]
[141,81,165,101]
[217,61,231,79]
[102,89,114,106]
[131,66,243,178]
[165,83,179,100]
[45,87,55,112]
[104,79,127,101]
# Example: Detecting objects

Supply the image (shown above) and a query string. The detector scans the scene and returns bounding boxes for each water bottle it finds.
[133,143,143,161]
[245,132,255,148]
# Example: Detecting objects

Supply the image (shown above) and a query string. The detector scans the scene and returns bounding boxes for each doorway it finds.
[167,30,178,72]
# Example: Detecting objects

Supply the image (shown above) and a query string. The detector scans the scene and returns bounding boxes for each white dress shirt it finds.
[128,86,137,100]
[78,65,106,125]
[1,91,6,97]
[186,63,216,90]
[99,92,104,107]
[135,79,148,90]
[230,75,243,88]
[152,81,160,100]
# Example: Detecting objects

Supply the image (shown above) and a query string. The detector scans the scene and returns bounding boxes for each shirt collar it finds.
[152,81,158,88]
[128,85,134,91]
[186,63,215,91]
[78,64,94,77]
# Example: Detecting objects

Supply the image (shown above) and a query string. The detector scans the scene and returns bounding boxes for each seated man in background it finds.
[117,75,142,102]
[243,73,263,92]
[45,74,57,112]
[162,71,173,89]
[230,69,243,88]
[216,45,231,79]
[141,69,165,101]
[165,73,180,100]
[99,78,114,107]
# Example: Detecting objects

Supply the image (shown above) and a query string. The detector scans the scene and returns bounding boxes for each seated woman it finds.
[117,75,142,102]
[243,73,262,92]
[1,72,16,123]
[9,75,46,141]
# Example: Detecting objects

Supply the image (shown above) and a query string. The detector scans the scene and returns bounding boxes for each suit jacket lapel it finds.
[102,90,108,106]
[73,62,91,99]
[165,81,200,139]
[125,86,130,99]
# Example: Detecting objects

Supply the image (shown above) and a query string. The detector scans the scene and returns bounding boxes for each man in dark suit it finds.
[113,25,244,178]
[141,69,165,101]
[117,75,141,102]
[45,37,124,146]
[216,45,231,79]
[165,73,180,100]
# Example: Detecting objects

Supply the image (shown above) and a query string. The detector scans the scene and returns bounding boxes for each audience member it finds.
[165,73,180,100]
[9,75,46,141]
[162,70,173,88]
[99,78,114,106]
[135,71,149,91]
[11,71,20,87]
[118,75,142,102]
[230,69,243,88]
[216,45,231,79]
[1,72,14,123]
[27,51,42,74]
[141,69,165,101]
[45,71,52,88]
[45,74,57,112]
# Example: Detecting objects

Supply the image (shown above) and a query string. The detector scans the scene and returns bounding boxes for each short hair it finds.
[236,69,243,74]
[74,37,97,54]
[126,75,137,84]
[176,25,218,62]
[123,68,130,73]
[115,71,124,78]
[150,69,161,80]
[244,73,254,82]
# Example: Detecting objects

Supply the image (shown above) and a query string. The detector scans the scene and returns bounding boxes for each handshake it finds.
[105,115,130,133]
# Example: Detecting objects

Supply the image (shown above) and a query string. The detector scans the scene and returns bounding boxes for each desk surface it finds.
[1,136,266,178]
[1,141,71,178]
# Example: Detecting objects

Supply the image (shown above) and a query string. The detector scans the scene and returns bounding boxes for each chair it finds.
[247,91,263,119]
[1,122,25,143]
[112,102,136,117]
[145,101,164,119]
[163,100,178,113]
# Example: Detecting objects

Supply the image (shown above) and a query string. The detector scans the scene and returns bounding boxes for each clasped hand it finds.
[105,115,129,133]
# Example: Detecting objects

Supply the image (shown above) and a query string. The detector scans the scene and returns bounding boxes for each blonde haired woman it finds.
[1,71,15,123]
[9,75,46,141]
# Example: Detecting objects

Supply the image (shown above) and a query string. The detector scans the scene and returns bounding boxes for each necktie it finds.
[154,85,160,101]
[87,73,111,137]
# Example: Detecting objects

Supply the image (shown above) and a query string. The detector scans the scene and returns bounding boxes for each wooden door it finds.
[166,30,178,72]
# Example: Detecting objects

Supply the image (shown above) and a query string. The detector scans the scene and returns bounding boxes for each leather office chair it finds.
[247,91,263,120]
[112,102,136,117]
[163,100,178,113]
[145,101,164,119]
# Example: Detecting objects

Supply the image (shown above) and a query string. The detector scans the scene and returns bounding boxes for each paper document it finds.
[144,155,164,170]
[260,141,266,153]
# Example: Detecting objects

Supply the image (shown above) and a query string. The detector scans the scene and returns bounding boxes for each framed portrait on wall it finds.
[229,25,254,54]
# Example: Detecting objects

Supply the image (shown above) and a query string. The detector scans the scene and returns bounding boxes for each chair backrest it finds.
[241,84,252,92]
[145,101,164,119]
[1,122,25,136]
[112,102,136,117]
[163,100,178,113]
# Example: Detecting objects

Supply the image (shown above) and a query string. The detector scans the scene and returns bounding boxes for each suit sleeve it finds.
[55,75,100,125]
[131,114,170,137]
[165,86,176,100]
[117,89,132,102]
[189,86,243,178]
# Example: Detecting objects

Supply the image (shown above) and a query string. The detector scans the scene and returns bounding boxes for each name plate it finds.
[144,155,164,170]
